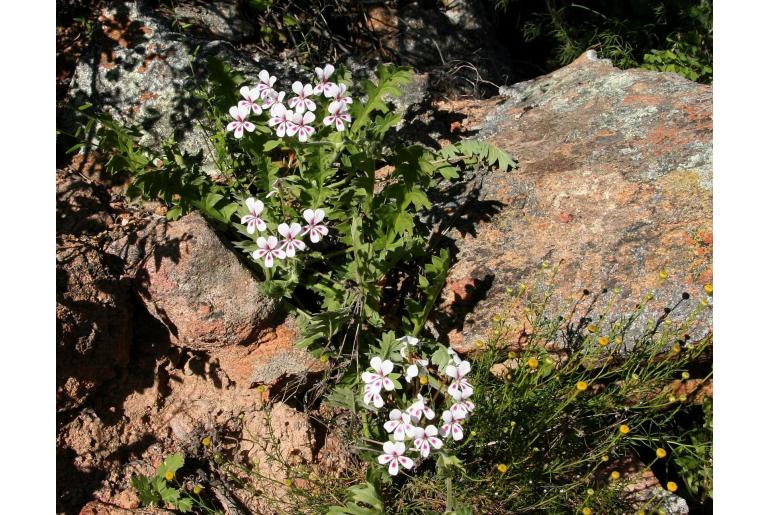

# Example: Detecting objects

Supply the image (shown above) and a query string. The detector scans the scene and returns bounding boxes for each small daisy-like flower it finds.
[406,394,435,422]
[302,208,329,243]
[412,425,443,458]
[527,357,539,369]
[446,360,473,400]
[241,197,267,234]
[610,471,620,480]
[450,390,475,419]
[252,236,286,268]
[288,81,316,113]
[238,86,263,115]
[377,441,413,476]
[328,82,353,105]
[313,64,337,96]
[656,448,667,458]
[384,409,415,441]
[666,481,678,492]
[598,336,609,346]
[619,424,630,434]
[363,383,384,409]
[576,381,588,391]
[226,105,255,139]
[289,110,316,142]
[440,409,465,441]
[361,356,395,393]
[277,222,305,257]
[268,103,296,138]
[322,101,352,132]
[397,335,420,358]
[497,464,508,474]
[261,89,285,110]
[405,358,429,382]
[255,69,277,97]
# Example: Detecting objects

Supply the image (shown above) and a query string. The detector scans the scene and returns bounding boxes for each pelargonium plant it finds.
[360,334,474,476]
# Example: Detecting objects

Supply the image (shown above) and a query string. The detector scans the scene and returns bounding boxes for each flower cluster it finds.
[362,336,475,476]
[241,197,328,268]
[227,64,353,141]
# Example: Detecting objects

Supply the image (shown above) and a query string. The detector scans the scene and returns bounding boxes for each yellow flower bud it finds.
[164,471,174,481]
[587,324,598,333]
[193,485,202,495]
[527,357,539,369]
[704,284,713,295]
[601,455,609,462]
[598,336,609,346]
[667,481,678,492]
[659,270,669,280]
[681,371,690,380]
[419,375,428,385]
[319,354,329,363]
[497,464,508,474]
[582,508,593,515]
[671,344,681,354]
[656,448,667,458]
[610,471,620,480]
[202,436,211,447]
[619,424,630,434]
[576,381,588,391]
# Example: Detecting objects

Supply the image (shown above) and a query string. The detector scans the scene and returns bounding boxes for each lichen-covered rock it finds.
[57,237,132,411]
[171,0,254,41]
[135,211,276,348]
[437,51,712,351]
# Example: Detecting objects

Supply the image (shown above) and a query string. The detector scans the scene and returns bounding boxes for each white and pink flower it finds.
[255,70,277,97]
[328,82,353,104]
[301,208,328,243]
[322,101,352,132]
[450,389,475,419]
[361,356,395,393]
[288,81,316,113]
[252,235,286,268]
[226,105,255,139]
[363,383,385,409]
[261,89,285,111]
[412,425,443,458]
[407,394,435,422]
[241,197,267,234]
[313,64,336,97]
[377,441,413,476]
[384,409,415,441]
[446,360,474,400]
[268,104,296,138]
[440,409,465,441]
[405,358,429,382]
[238,86,263,115]
[290,111,316,142]
[277,222,305,257]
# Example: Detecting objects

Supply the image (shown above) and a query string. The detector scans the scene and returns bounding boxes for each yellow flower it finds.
[601,455,609,462]
[202,436,212,447]
[193,485,202,495]
[419,375,429,385]
[587,324,598,333]
[704,284,713,295]
[508,351,516,359]
[668,395,677,403]
[470,430,477,437]
[527,357,539,369]
[582,508,593,515]
[475,340,484,349]
[610,471,620,480]
[656,448,667,458]
[598,336,609,346]
[681,371,690,380]
[497,464,508,474]
[576,381,589,391]
[638,511,646,515]
[619,424,630,434]
[164,471,174,481]
[586,488,594,495]
[614,336,623,344]
[671,344,681,354]
[659,270,669,280]
[319,354,329,364]
[667,481,678,492]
